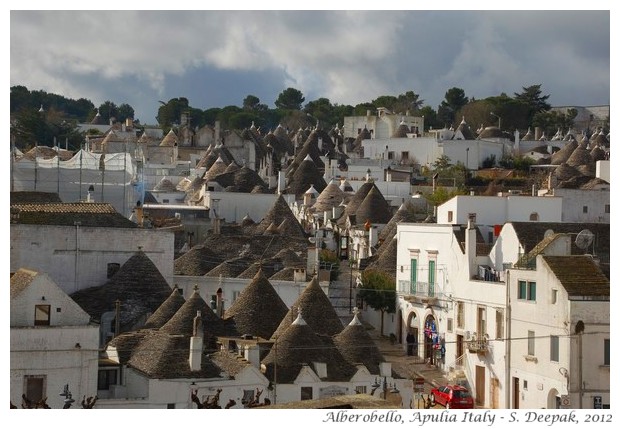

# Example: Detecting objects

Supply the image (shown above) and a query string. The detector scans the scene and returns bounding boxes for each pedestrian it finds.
[406,331,415,356]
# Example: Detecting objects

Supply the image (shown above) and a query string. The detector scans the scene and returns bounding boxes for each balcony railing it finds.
[398,280,441,298]
[466,333,490,354]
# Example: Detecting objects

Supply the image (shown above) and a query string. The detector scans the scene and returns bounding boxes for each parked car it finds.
[429,385,474,409]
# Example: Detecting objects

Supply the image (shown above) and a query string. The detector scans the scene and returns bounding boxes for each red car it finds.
[429,385,474,409]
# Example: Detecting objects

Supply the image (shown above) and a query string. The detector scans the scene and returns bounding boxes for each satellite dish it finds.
[544,229,555,239]
[575,229,594,252]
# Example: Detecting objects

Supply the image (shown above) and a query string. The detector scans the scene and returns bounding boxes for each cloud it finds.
[10,10,610,123]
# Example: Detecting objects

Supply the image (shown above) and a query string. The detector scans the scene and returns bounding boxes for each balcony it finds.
[466,333,490,354]
[398,280,442,306]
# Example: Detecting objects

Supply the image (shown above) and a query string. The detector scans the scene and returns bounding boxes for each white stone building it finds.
[507,254,609,409]
[10,202,176,294]
[10,269,100,409]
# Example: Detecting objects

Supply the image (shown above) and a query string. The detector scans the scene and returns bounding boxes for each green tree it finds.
[98,100,119,124]
[275,87,305,110]
[514,84,551,125]
[156,97,190,129]
[358,270,396,336]
[418,106,439,131]
[304,97,334,126]
[395,90,425,114]
[437,87,469,127]
[353,102,376,116]
[319,249,340,281]
[372,95,399,111]
[117,103,135,122]
[242,94,267,111]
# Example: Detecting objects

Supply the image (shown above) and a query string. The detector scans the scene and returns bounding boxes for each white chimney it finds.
[244,344,261,368]
[466,217,477,277]
[379,362,392,377]
[189,311,203,371]
[277,171,285,194]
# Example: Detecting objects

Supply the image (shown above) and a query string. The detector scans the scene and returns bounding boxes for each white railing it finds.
[398,280,442,298]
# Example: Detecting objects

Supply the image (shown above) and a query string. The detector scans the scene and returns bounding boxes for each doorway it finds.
[513,377,520,409]
[475,366,485,407]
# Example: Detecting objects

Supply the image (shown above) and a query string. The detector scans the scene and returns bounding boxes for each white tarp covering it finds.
[11,150,140,217]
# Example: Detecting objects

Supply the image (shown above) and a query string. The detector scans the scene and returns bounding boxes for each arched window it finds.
[529,212,539,221]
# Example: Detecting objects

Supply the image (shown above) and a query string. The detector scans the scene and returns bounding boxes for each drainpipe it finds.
[505,270,511,409]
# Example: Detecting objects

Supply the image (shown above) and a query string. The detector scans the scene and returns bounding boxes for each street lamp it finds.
[490,112,501,130]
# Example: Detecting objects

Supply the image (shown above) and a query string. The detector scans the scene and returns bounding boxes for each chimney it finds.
[514,130,520,153]
[277,171,285,195]
[244,344,261,368]
[126,118,133,129]
[134,201,144,227]
[294,268,307,283]
[466,217,477,277]
[534,126,542,141]
[303,189,313,206]
[216,290,224,317]
[189,311,204,371]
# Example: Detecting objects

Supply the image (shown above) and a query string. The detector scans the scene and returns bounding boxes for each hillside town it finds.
[9,101,610,410]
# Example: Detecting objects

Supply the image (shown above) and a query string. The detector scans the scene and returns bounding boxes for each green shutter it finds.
[428,260,435,296]
[410,259,417,293]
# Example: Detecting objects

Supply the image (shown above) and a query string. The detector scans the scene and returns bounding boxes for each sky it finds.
[8,5,612,126]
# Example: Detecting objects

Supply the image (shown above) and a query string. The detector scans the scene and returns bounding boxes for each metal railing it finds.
[397,280,441,298]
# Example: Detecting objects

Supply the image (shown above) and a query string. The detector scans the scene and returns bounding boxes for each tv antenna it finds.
[575,229,595,254]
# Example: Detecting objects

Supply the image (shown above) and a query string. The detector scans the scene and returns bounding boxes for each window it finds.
[551,289,558,304]
[428,260,436,296]
[529,212,539,221]
[604,339,610,366]
[457,301,465,329]
[605,204,610,214]
[528,331,536,356]
[468,213,476,223]
[477,306,487,337]
[107,262,120,278]
[97,369,118,390]
[34,305,51,326]
[447,318,454,333]
[355,386,367,394]
[24,375,46,403]
[496,310,504,339]
[518,281,527,300]
[550,335,559,362]
[402,151,409,160]
[523,380,528,390]
[167,403,175,409]
[388,151,395,160]
[410,259,417,292]
[518,281,536,301]
[528,282,536,300]
[448,211,453,222]
[301,386,313,400]
[583,205,588,214]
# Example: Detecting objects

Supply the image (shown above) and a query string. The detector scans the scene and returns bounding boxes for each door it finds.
[513,377,520,409]
[475,366,485,406]
[456,335,464,362]
[491,377,500,409]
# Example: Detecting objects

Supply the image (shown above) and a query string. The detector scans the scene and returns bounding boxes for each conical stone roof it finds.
[355,186,392,225]
[174,245,222,276]
[312,179,346,213]
[70,250,172,331]
[143,286,186,329]
[271,277,343,339]
[223,270,288,340]
[160,285,221,337]
[333,310,385,374]
[262,313,355,383]
[551,140,578,165]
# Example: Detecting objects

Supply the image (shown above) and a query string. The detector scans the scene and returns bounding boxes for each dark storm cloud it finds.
[10,10,610,123]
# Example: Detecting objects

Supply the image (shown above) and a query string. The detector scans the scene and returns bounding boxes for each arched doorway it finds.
[547,389,560,409]
[423,314,438,365]
[406,312,419,356]
[397,309,403,344]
